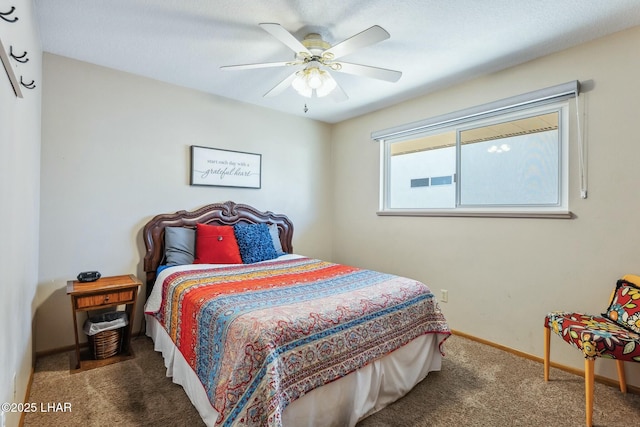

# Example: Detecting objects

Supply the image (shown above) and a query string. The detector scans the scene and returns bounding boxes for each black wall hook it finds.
[20,76,35,89]
[9,46,28,63]
[0,6,18,23]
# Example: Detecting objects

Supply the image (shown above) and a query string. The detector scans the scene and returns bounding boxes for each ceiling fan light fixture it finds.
[292,66,336,98]
[306,68,323,89]
[292,72,312,97]
[315,72,337,97]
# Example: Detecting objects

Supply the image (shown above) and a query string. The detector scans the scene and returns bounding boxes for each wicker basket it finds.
[89,328,123,359]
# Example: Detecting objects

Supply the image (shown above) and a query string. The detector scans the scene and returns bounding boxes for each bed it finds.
[142,201,450,427]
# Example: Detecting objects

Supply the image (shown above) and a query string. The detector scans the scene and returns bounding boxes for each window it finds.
[373,81,580,218]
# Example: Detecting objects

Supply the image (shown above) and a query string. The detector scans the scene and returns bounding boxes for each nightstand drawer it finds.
[74,290,135,309]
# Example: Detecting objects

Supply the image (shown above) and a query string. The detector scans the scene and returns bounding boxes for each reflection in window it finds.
[459,112,560,206]
[385,108,565,211]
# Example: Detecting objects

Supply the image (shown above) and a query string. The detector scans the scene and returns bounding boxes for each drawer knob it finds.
[104,295,110,302]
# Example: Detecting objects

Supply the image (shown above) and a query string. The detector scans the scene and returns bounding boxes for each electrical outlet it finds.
[441,289,448,303]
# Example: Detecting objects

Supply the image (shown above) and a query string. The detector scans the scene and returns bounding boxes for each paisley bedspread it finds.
[147,257,450,426]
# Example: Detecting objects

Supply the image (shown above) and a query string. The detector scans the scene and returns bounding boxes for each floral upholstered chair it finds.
[544,274,640,427]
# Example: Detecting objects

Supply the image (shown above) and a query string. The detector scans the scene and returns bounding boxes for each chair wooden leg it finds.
[544,326,550,381]
[585,358,594,427]
[616,360,627,393]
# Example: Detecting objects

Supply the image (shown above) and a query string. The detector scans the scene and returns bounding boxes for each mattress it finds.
[144,255,449,426]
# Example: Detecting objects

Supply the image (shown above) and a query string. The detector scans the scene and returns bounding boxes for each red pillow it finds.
[193,224,242,264]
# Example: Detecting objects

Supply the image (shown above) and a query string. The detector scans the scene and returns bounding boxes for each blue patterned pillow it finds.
[233,223,279,263]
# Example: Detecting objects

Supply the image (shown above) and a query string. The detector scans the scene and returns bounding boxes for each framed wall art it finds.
[190,145,262,189]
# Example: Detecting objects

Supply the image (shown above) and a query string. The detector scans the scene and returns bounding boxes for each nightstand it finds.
[66,274,142,372]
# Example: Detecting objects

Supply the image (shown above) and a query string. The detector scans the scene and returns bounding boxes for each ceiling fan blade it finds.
[325,25,390,59]
[259,23,311,56]
[334,62,402,82]
[329,79,349,102]
[264,71,298,97]
[220,61,293,71]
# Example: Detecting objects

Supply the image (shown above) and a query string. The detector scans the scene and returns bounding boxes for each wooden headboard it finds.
[142,201,294,296]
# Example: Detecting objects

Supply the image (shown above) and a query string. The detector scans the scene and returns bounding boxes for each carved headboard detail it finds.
[142,201,294,297]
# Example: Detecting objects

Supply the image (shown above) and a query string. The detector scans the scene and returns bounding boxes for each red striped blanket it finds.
[148,257,450,426]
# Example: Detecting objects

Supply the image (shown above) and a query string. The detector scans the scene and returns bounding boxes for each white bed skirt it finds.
[145,314,443,426]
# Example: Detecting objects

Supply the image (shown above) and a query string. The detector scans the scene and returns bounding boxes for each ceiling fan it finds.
[220,23,402,101]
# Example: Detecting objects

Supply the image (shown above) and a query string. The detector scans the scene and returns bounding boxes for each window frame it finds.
[374,82,579,219]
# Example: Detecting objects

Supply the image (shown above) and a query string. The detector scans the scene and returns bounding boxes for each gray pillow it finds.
[164,227,195,266]
[268,224,285,256]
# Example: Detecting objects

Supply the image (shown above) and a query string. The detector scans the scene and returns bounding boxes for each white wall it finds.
[0,1,42,426]
[37,54,333,352]
[331,26,640,387]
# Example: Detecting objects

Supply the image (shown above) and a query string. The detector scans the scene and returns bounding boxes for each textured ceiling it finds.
[34,0,640,123]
